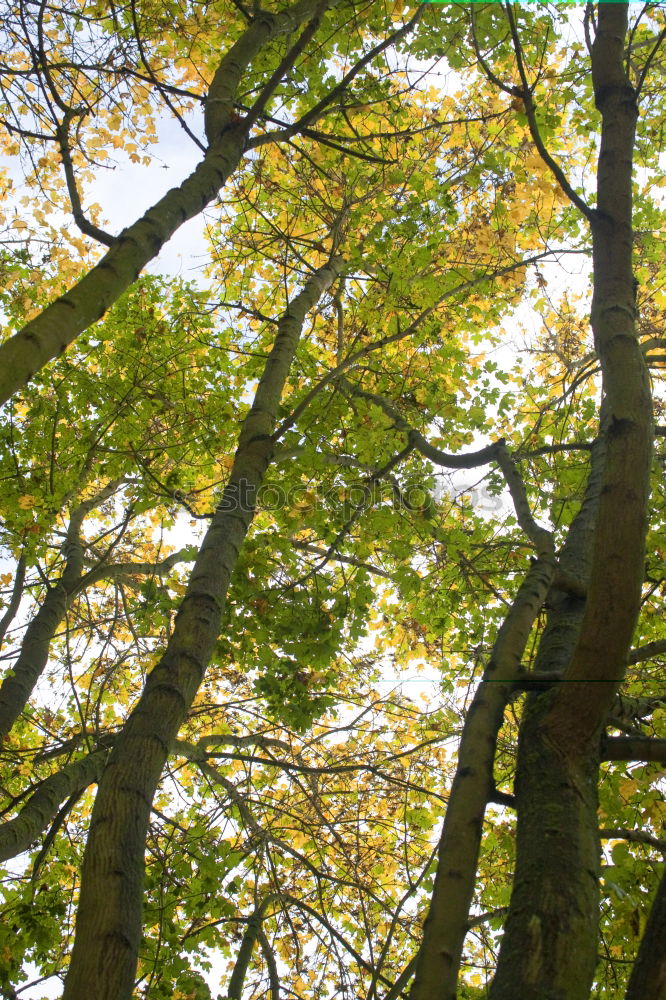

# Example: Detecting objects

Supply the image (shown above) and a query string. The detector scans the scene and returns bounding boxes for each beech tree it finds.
[0,2,664,1000]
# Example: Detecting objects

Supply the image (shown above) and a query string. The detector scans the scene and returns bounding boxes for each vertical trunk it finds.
[227,899,272,1000]
[480,437,607,1000]
[490,5,653,997]
[409,450,556,1000]
[547,1,652,741]
[625,866,666,1000]
[489,694,602,1000]
[61,259,342,1000]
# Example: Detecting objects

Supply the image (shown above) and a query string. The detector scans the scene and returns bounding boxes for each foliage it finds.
[0,2,664,1000]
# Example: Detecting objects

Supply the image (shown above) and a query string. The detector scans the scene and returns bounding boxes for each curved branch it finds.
[337,378,500,470]
[493,442,553,555]
[504,4,595,222]
[56,116,115,247]
[337,380,553,555]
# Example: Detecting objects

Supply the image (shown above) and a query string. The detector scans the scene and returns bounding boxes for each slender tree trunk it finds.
[0,481,121,740]
[61,258,343,1000]
[0,554,25,649]
[409,455,556,1000]
[0,574,72,740]
[625,866,666,1000]
[227,898,273,1000]
[490,5,653,997]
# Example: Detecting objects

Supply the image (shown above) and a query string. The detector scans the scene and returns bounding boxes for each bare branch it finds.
[600,828,666,852]
[56,116,116,247]
[504,4,595,222]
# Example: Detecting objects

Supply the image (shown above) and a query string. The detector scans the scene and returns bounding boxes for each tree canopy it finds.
[0,1,664,999]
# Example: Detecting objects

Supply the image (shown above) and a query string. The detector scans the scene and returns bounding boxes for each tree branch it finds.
[600,828,666,853]
[248,9,423,149]
[337,378,500,469]
[629,639,666,665]
[0,749,108,862]
[56,116,116,247]
[504,3,595,222]
[602,736,666,763]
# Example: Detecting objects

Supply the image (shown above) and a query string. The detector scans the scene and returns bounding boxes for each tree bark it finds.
[489,5,653,997]
[601,736,666,763]
[625,866,666,1000]
[227,899,272,1000]
[0,555,25,650]
[61,258,343,1000]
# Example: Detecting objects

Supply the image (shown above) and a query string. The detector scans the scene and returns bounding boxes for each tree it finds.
[0,2,664,1000]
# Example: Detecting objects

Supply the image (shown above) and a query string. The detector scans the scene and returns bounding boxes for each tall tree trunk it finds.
[408,450,556,1000]
[489,5,653,997]
[61,258,342,1000]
